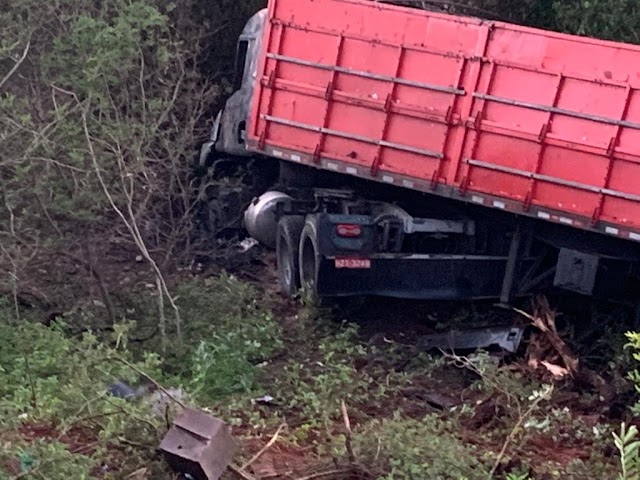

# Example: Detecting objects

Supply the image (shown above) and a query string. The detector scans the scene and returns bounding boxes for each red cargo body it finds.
[247,0,640,242]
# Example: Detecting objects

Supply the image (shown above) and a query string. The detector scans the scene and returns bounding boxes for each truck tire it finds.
[276,216,305,297]
[299,216,322,298]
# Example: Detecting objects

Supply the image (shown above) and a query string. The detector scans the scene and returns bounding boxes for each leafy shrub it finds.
[0,0,219,261]
[0,320,168,478]
[625,331,640,414]
[275,323,376,432]
[613,423,640,480]
[352,412,489,480]
[190,339,258,400]
[0,321,159,420]
[171,275,283,401]
[176,274,282,347]
[554,0,640,43]
[0,440,94,480]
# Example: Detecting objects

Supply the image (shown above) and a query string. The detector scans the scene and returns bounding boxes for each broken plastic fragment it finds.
[237,237,259,252]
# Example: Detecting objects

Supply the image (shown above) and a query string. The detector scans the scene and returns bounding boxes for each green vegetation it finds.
[352,413,488,479]
[3,0,640,478]
[0,318,167,478]
[1,275,627,478]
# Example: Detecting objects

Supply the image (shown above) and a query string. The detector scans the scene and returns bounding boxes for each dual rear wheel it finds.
[276,216,319,298]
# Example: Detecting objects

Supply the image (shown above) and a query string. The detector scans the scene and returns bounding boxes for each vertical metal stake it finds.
[500,225,523,304]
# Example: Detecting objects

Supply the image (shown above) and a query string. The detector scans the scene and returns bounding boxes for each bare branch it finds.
[293,469,353,480]
[0,40,31,92]
[80,99,182,344]
[240,423,286,471]
[138,47,147,135]
[341,400,356,465]
[489,385,553,477]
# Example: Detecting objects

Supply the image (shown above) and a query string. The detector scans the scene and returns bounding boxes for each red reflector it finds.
[336,224,362,237]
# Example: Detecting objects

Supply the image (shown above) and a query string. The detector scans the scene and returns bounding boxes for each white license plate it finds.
[335,258,371,269]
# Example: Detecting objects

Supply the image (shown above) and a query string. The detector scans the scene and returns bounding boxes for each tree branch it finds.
[0,40,30,92]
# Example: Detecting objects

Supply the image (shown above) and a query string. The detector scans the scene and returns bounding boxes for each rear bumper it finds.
[317,254,534,300]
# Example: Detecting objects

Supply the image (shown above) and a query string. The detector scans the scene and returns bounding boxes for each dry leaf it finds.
[126,467,148,479]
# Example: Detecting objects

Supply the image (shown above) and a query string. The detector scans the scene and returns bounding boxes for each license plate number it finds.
[335,258,371,269]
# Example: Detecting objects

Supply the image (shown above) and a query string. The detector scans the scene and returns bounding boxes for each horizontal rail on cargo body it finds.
[466,158,640,202]
[271,21,470,60]
[261,114,445,158]
[253,142,640,241]
[474,93,640,130]
[483,57,637,89]
[266,53,466,95]
[264,78,454,124]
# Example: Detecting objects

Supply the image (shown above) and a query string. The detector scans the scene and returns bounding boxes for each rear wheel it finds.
[299,217,321,299]
[276,216,305,297]
[298,216,367,310]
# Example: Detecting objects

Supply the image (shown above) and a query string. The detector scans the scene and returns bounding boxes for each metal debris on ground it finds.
[417,325,525,354]
[236,237,259,252]
[252,394,275,405]
[159,408,236,480]
[422,392,461,410]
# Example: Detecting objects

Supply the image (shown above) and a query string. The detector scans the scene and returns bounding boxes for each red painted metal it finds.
[247,0,640,239]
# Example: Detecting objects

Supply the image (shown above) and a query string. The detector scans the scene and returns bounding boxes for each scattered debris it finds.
[519,297,615,401]
[236,238,259,252]
[146,387,188,417]
[107,380,187,417]
[418,325,525,354]
[517,297,579,377]
[539,360,570,379]
[125,467,149,479]
[252,395,275,405]
[463,396,506,430]
[107,381,146,400]
[422,392,461,410]
[240,423,286,471]
[160,408,236,480]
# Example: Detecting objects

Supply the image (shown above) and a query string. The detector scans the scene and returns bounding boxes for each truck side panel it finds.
[247,0,640,242]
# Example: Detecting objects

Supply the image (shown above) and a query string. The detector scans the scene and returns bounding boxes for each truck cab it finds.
[200,9,267,163]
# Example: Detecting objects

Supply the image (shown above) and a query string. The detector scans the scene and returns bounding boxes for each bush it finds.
[624,331,640,415]
[0,0,219,271]
[0,320,168,478]
[274,323,376,433]
[173,275,283,401]
[553,0,640,42]
[352,412,489,480]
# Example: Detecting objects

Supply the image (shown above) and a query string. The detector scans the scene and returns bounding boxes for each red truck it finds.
[200,0,640,302]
